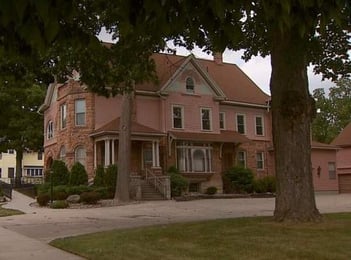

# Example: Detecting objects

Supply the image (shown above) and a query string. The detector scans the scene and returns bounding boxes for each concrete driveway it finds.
[0,191,350,259]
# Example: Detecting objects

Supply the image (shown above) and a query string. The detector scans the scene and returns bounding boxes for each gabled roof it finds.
[137,53,270,106]
[90,118,165,137]
[169,130,250,144]
[331,122,351,147]
[38,83,57,113]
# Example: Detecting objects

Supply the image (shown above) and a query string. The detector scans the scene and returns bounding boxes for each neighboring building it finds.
[0,150,44,184]
[331,123,351,193]
[39,52,342,194]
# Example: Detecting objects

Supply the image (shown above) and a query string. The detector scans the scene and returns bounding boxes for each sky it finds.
[98,30,335,96]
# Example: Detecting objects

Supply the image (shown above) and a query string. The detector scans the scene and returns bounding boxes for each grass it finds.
[51,213,351,260]
[0,204,24,217]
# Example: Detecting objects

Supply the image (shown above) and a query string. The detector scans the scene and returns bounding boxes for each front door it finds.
[142,143,153,171]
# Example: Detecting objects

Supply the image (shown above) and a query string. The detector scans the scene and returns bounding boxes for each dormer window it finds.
[186,77,194,94]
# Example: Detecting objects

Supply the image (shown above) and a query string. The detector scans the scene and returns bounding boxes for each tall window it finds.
[60,103,67,129]
[236,150,246,167]
[219,112,225,130]
[59,146,66,162]
[8,167,15,178]
[75,99,86,126]
[256,152,264,170]
[176,142,212,172]
[47,120,54,139]
[186,77,194,93]
[236,114,246,134]
[37,152,43,160]
[75,146,86,167]
[201,108,212,131]
[328,162,336,179]
[255,116,264,136]
[172,105,184,129]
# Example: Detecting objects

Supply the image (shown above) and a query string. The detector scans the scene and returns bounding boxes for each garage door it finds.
[339,174,351,193]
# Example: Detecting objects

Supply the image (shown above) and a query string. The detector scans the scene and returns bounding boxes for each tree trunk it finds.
[270,30,321,222]
[115,89,134,202]
[15,149,23,187]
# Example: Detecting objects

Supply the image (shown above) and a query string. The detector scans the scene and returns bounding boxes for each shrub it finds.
[169,172,188,197]
[37,193,50,207]
[167,166,180,174]
[50,200,69,209]
[253,176,276,193]
[36,183,51,195]
[45,160,69,185]
[0,187,3,196]
[105,164,118,194]
[69,162,88,186]
[205,186,218,195]
[93,165,105,187]
[53,191,69,200]
[223,167,254,194]
[80,191,101,204]
[93,186,111,199]
[65,185,92,195]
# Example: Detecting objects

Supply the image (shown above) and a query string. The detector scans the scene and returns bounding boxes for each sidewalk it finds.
[1,191,84,260]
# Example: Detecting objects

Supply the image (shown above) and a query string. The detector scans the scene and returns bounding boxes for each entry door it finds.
[222,152,234,172]
[142,143,153,170]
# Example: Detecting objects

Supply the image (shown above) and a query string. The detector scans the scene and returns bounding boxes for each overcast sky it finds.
[98,30,334,96]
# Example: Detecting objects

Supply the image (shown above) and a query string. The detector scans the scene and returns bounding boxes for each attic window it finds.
[186,77,194,93]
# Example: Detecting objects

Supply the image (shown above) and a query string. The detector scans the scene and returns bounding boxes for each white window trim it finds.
[75,99,86,126]
[256,151,264,170]
[219,112,226,130]
[47,120,54,140]
[201,107,212,131]
[60,103,67,129]
[185,77,195,94]
[236,113,246,134]
[172,105,184,129]
[255,115,265,136]
[237,150,247,168]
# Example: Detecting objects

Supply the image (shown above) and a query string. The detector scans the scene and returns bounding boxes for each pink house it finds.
[39,52,342,196]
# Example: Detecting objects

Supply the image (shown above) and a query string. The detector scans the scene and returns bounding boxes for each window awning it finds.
[169,130,250,144]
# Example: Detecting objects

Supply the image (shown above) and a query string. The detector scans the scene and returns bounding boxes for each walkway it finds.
[1,191,351,259]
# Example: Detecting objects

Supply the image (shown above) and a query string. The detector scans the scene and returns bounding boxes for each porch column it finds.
[104,139,110,166]
[152,141,156,167]
[152,140,160,168]
[94,142,97,168]
[111,139,115,164]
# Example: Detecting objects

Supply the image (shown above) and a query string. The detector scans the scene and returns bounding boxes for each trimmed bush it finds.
[53,191,69,200]
[205,186,218,195]
[253,176,276,193]
[69,162,88,186]
[93,186,111,199]
[80,191,101,204]
[168,167,188,197]
[65,185,93,195]
[105,164,118,194]
[93,165,105,187]
[37,193,50,207]
[45,160,69,185]
[223,167,254,194]
[50,200,69,209]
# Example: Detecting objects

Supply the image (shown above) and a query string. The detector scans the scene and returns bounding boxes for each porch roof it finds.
[90,118,165,138]
[169,130,250,144]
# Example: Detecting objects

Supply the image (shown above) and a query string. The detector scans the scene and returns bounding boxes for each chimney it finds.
[213,52,223,65]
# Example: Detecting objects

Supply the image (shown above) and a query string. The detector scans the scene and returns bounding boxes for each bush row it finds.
[45,160,88,186]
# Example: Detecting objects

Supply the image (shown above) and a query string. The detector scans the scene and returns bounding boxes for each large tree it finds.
[312,78,351,143]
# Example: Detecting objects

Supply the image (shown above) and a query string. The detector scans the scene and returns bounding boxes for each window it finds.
[201,108,212,131]
[255,116,264,136]
[59,146,66,162]
[75,99,86,126]
[176,142,212,172]
[0,168,2,178]
[219,112,225,130]
[256,152,264,170]
[186,77,194,93]
[236,150,246,167]
[236,114,246,134]
[24,167,43,177]
[172,105,184,129]
[60,103,67,129]
[8,149,14,154]
[37,152,43,160]
[328,162,336,179]
[8,167,15,178]
[47,120,54,139]
[75,146,86,167]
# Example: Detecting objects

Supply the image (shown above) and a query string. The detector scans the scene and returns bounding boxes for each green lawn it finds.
[0,204,24,217]
[51,213,351,260]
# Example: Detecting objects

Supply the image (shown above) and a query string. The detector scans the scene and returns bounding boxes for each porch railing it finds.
[0,180,12,199]
[145,169,171,200]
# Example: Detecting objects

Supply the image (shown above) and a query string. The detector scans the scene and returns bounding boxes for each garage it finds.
[339,174,351,193]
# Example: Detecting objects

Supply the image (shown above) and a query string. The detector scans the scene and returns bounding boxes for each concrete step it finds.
[141,181,165,201]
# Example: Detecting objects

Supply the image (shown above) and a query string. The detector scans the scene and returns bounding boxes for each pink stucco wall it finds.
[311,148,338,192]
[94,95,122,129]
